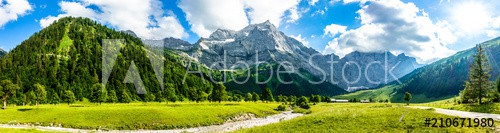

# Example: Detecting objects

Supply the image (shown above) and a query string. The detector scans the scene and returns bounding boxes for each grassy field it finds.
[0,128,57,133]
[233,103,495,132]
[333,85,454,103]
[0,102,279,130]
[417,97,500,114]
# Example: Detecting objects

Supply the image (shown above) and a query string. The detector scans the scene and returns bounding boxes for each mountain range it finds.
[0,48,6,57]
[143,21,422,93]
[335,37,500,102]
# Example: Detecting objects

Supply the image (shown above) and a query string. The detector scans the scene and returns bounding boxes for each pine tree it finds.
[462,45,493,104]
[252,92,260,102]
[211,83,227,103]
[261,87,274,102]
[121,90,132,103]
[107,90,118,103]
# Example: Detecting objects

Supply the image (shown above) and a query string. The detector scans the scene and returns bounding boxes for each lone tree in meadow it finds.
[62,90,76,105]
[0,80,20,109]
[404,92,412,105]
[461,45,493,104]
[34,83,47,108]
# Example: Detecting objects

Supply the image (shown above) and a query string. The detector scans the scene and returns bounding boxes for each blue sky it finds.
[0,0,499,63]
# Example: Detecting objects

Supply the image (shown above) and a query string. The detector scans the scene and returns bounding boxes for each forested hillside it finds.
[0,17,220,104]
[336,37,500,103]
[224,64,347,97]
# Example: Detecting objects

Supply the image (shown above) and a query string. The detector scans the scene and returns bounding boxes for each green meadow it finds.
[417,97,500,114]
[0,102,279,130]
[233,103,495,133]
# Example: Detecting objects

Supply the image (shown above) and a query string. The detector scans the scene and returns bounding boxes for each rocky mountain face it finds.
[143,21,422,91]
[142,37,192,51]
[0,48,6,57]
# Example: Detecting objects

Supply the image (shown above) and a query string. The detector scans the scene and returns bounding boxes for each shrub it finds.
[276,105,287,111]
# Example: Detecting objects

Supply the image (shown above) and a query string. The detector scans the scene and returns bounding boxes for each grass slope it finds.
[418,97,500,114]
[234,103,494,132]
[0,102,279,130]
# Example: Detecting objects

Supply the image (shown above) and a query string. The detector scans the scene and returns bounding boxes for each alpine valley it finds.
[1,17,499,103]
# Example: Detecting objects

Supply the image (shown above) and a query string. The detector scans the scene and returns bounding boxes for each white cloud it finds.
[342,0,367,4]
[0,0,32,28]
[286,6,301,23]
[324,0,456,63]
[178,0,249,38]
[446,1,500,39]
[39,0,187,40]
[290,34,310,47]
[323,24,347,37]
[308,0,319,6]
[178,0,301,38]
[244,0,301,27]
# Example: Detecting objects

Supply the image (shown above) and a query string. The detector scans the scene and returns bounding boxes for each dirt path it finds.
[0,111,303,133]
[410,106,500,120]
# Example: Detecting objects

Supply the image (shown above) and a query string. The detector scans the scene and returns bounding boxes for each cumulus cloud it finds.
[290,34,310,47]
[178,0,301,38]
[308,0,319,6]
[324,24,347,37]
[0,0,32,28]
[244,0,301,27]
[324,0,456,63]
[39,0,187,40]
[178,0,249,38]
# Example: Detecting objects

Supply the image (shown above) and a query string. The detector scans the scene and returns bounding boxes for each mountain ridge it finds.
[335,36,500,102]
[142,21,422,92]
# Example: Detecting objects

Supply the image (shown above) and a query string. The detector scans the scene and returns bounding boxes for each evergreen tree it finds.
[211,83,227,103]
[496,76,500,93]
[245,93,253,102]
[252,92,260,102]
[92,84,107,104]
[121,90,132,103]
[107,90,118,103]
[0,80,20,109]
[49,92,60,105]
[461,45,493,104]
[261,87,274,102]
